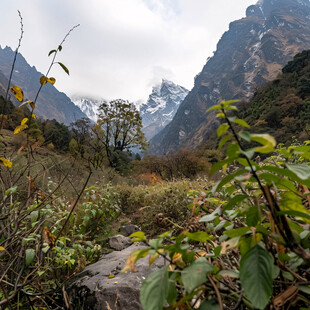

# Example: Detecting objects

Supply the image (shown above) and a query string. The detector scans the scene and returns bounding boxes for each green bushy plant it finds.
[129,100,310,310]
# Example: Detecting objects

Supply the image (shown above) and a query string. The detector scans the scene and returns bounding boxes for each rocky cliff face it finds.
[0,46,87,125]
[140,79,188,140]
[149,0,310,155]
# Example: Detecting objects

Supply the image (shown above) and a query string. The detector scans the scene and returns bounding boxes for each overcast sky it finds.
[0,0,256,102]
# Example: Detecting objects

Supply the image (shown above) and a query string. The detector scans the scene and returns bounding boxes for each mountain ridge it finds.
[149,0,310,155]
[0,45,87,125]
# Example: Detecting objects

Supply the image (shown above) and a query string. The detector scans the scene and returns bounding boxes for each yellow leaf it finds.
[0,246,6,251]
[21,118,28,125]
[220,237,240,255]
[14,124,28,134]
[122,248,150,273]
[149,252,159,267]
[40,76,48,85]
[251,134,276,154]
[10,85,24,102]
[27,100,35,110]
[47,77,56,85]
[108,274,115,279]
[32,114,36,119]
[0,157,12,168]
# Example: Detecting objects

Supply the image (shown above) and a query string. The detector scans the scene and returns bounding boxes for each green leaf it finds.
[217,123,229,138]
[218,134,233,150]
[149,238,163,250]
[140,266,169,310]
[225,227,251,238]
[223,194,248,211]
[199,208,220,223]
[286,163,310,181]
[129,231,146,242]
[238,131,251,142]
[25,248,35,267]
[240,149,255,160]
[30,211,39,224]
[207,104,221,112]
[58,45,62,51]
[5,186,18,196]
[48,49,57,56]
[298,285,310,295]
[166,273,177,305]
[220,99,240,106]
[186,231,212,242]
[234,118,250,128]
[213,169,248,193]
[181,257,213,293]
[260,165,310,187]
[57,62,69,75]
[246,206,260,227]
[280,191,310,223]
[226,143,241,158]
[225,105,239,111]
[240,244,274,309]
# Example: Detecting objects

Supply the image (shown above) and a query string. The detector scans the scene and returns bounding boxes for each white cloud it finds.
[0,0,256,102]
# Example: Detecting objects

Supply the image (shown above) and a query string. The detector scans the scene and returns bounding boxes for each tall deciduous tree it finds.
[94,99,148,168]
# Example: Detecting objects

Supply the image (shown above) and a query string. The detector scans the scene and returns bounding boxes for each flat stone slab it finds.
[67,243,165,310]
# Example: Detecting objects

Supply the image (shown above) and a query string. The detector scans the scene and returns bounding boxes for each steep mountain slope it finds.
[240,49,310,142]
[0,46,87,125]
[149,0,310,155]
[140,79,188,140]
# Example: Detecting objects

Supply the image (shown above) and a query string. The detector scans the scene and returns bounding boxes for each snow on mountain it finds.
[71,96,106,122]
[72,79,188,141]
[140,79,189,140]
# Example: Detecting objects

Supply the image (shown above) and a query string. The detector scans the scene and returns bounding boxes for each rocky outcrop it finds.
[119,224,140,237]
[67,243,165,310]
[108,235,132,251]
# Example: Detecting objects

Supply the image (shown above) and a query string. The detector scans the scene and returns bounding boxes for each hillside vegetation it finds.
[239,49,310,143]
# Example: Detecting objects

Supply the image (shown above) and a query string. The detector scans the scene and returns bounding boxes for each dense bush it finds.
[129,100,310,310]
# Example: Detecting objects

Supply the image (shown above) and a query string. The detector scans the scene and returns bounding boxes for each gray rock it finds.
[67,243,165,310]
[108,235,132,251]
[120,224,140,237]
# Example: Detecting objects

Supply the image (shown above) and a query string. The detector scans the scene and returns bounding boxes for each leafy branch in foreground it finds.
[0,21,91,309]
[128,100,310,310]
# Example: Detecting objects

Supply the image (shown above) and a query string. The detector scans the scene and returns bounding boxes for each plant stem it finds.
[222,106,310,265]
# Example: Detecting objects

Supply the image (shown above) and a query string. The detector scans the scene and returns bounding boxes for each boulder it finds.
[67,243,165,310]
[119,224,140,237]
[108,235,132,251]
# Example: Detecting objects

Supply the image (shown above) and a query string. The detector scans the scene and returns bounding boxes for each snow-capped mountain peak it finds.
[71,79,188,140]
[140,79,189,140]
[71,96,107,122]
